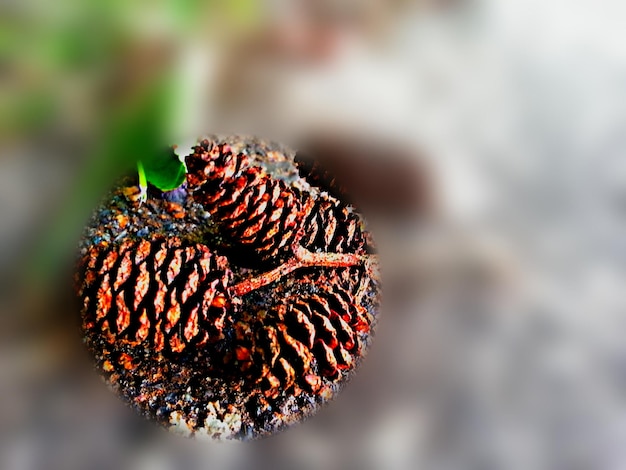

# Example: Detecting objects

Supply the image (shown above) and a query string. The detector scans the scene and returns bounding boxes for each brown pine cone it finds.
[77,237,232,355]
[186,142,305,265]
[299,192,371,255]
[231,283,372,398]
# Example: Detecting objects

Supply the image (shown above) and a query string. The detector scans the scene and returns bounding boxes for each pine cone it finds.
[299,192,370,255]
[77,237,232,355]
[231,283,372,398]
[186,141,305,264]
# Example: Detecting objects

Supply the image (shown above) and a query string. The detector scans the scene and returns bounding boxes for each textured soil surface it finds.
[77,135,381,440]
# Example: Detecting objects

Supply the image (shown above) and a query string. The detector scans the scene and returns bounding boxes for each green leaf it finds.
[141,147,187,191]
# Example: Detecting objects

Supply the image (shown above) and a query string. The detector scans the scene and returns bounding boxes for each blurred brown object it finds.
[295,133,433,219]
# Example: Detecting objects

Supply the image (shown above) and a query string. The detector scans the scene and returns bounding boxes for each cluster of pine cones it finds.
[77,140,376,399]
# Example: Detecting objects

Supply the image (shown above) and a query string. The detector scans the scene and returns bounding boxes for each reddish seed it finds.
[235,346,251,361]
[119,353,135,370]
[211,295,227,308]
[116,214,129,228]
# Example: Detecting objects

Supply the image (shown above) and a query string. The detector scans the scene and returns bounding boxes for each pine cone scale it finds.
[284,304,316,349]
[277,323,313,372]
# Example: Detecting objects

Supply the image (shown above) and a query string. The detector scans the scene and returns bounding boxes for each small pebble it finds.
[113,230,128,243]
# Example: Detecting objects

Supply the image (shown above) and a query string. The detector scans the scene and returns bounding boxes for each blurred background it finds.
[2,0,626,468]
